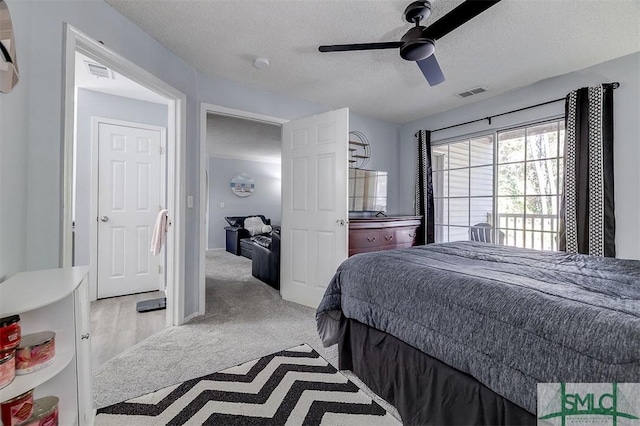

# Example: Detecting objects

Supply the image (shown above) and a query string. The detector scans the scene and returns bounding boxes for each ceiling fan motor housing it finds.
[400,26,435,61]
[403,1,432,24]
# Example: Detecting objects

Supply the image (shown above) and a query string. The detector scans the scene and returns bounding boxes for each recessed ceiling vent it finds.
[85,61,113,79]
[457,87,487,98]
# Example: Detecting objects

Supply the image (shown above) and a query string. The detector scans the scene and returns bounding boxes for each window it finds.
[432,119,565,250]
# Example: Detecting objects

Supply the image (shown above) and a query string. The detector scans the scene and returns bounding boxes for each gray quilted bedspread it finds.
[316,241,640,414]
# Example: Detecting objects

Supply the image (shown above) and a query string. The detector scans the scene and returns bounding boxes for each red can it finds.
[0,389,34,426]
[0,315,21,352]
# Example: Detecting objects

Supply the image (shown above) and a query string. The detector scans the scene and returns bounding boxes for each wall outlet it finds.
[220,202,225,209]
[187,195,193,208]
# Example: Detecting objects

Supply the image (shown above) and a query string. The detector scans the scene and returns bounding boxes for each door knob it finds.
[100,216,109,222]
[336,219,346,226]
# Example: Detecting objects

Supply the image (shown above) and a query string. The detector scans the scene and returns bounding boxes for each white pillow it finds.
[244,216,265,236]
[262,224,272,234]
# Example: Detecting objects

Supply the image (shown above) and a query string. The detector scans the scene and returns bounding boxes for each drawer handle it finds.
[409,233,416,238]
[384,235,393,241]
[367,237,376,242]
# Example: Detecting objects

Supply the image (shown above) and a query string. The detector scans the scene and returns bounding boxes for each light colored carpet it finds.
[93,250,399,420]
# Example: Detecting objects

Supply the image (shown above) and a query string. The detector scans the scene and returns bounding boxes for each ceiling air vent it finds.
[85,61,113,79]
[457,87,487,98]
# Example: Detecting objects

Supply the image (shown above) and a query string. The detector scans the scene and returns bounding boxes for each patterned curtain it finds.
[559,85,615,257]
[415,130,435,245]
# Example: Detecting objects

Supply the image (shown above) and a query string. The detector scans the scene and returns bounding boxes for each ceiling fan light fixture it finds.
[400,38,435,61]
[317,0,502,86]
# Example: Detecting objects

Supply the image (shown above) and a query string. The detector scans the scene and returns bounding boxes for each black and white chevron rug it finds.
[95,344,400,425]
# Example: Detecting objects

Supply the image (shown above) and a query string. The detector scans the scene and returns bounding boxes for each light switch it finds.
[220,202,225,209]
[187,196,193,208]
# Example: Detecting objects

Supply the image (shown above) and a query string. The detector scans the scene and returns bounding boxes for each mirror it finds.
[0,0,20,93]
[349,169,387,212]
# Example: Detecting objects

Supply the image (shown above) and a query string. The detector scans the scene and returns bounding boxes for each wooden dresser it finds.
[348,216,422,256]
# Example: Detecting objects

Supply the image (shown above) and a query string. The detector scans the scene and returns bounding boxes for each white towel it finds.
[150,209,169,255]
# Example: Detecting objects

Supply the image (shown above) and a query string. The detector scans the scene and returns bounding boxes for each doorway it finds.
[62,25,186,368]
[199,104,287,314]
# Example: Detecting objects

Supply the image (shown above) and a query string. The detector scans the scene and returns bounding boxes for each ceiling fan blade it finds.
[417,55,445,86]
[319,42,403,53]
[424,0,501,40]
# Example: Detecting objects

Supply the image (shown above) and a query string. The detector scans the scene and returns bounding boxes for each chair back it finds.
[470,223,493,243]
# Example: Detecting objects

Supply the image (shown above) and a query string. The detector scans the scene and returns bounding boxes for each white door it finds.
[74,276,93,424]
[97,122,163,298]
[281,108,349,308]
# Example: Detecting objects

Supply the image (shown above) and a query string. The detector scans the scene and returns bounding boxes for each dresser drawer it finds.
[394,227,419,245]
[349,229,381,249]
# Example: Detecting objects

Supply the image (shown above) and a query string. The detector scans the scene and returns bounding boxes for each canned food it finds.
[0,315,21,352]
[15,332,55,375]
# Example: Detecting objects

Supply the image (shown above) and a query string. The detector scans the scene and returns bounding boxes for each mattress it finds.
[316,241,640,413]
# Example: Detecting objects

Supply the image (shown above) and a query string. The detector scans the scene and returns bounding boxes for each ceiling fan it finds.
[318,0,501,86]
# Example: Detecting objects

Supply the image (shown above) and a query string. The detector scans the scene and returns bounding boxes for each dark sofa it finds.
[223,215,280,289]
[224,215,270,258]
[251,230,280,290]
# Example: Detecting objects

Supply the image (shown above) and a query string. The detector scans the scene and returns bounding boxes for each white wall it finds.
[0,0,401,318]
[0,40,28,281]
[208,157,281,249]
[399,52,640,259]
[74,88,168,266]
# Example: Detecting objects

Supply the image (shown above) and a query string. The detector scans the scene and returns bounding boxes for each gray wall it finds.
[74,88,168,266]
[208,157,282,249]
[399,52,640,259]
[0,0,400,318]
[207,114,281,163]
[350,113,402,214]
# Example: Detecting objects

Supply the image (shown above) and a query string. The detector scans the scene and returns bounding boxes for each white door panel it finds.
[281,108,349,308]
[98,123,162,299]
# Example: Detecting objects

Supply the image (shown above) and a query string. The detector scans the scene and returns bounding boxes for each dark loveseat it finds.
[251,230,280,290]
[224,215,271,258]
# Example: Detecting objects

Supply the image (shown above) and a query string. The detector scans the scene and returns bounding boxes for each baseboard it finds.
[206,248,225,254]
[183,311,201,324]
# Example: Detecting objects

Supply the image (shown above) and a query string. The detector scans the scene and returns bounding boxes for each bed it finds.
[316,241,640,425]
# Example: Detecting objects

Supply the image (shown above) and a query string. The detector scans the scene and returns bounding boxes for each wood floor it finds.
[90,291,166,371]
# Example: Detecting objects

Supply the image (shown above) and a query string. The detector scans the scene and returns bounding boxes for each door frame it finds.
[62,24,187,326]
[90,117,167,301]
[199,103,288,316]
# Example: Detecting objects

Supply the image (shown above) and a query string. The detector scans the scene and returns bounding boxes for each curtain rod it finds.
[431,82,620,133]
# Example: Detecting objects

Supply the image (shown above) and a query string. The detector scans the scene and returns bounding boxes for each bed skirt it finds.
[338,318,536,425]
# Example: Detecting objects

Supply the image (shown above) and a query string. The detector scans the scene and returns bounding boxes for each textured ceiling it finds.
[106,0,640,124]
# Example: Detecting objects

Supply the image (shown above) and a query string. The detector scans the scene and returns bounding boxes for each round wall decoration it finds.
[230,173,255,197]
[349,131,371,169]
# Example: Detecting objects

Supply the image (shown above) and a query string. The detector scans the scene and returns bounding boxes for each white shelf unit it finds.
[0,267,92,426]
